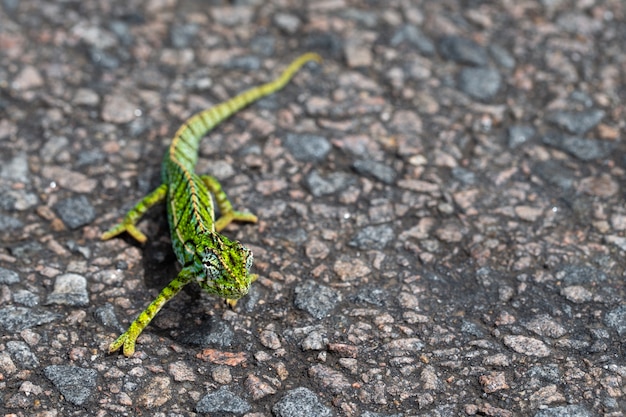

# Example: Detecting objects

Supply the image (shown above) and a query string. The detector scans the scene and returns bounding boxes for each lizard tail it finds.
[168,53,322,168]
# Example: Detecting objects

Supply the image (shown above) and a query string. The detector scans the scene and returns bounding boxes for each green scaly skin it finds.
[102,53,322,356]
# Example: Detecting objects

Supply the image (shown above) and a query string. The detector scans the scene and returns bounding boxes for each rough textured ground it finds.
[1,0,625,416]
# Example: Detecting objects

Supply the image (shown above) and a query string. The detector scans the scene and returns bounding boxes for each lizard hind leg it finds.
[200,175,258,232]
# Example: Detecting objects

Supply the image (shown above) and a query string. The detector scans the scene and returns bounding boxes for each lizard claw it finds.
[109,331,137,357]
[102,223,147,244]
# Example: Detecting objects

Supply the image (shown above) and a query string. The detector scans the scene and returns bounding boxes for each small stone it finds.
[305,170,355,197]
[508,125,535,149]
[301,330,326,351]
[6,341,39,369]
[438,36,488,66]
[579,174,618,197]
[555,264,607,285]
[94,303,122,331]
[284,133,331,162]
[12,65,44,90]
[0,306,61,332]
[179,316,234,348]
[1,153,30,183]
[13,290,39,307]
[272,387,332,417]
[101,94,137,124]
[45,273,89,306]
[345,38,373,68]
[542,133,614,161]
[273,13,301,34]
[308,364,352,394]
[489,44,516,69]
[604,305,626,336]
[515,206,544,222]
[294,281,340,319]
[503,335,550,357]
[533,405,592,417]
[0,267,20,284]
[44,365,97,406]
[523,315,567,338]
[352,159,397,184]
[259,330,281,350]
[560,285,593,303]
[137,376,172,408]
[245,374,277,400]
[53,195,96,229]
[349,224,395,249]
[546,109,605,135]
[479,371,509,393]
[212,366,232,384]
[168,361,196,382]
[196,386,250,414]
[390,25,435,55]
[0,214,24,230]
[458,67,501,101]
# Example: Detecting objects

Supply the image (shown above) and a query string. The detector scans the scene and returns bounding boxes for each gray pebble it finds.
[196,386,250,414]
[508,125,535,149]
[9,241,43,260]
[0,306,61,332]
[88,47,120,69]
[362,412,403,417]
[0,188,39,211]
[6,341,39,369]
[13,290,39,307]
[305,170,355,197]
[352,160,396,184]
[546,109,605,135]
[489,44,516,69]
[169,23,198,49]
[94,303,123,332]
[179,316,234,348]
[53,195,96,229]
[542,133,614,161]
[451,166,476,185]
[273,13,301,34]
[294,280,341,319]
[533,160,575,190]
[45,273,89,306]
[76,149,105,168]
[40,136,69,163]
[303,33,343,59]
[458,67,502,101]
[604,305,626,337]
[555,264,607,285]
[0,214,24,230]
[438,36,488,66]
[528,364,561,384]
[250,35,275,56]
[0,152,30,183]
[284,133,331,162]
[390,25,435,55]
[44,365,98,406]
[0,266,20,284]
[533,405,592,417]
[223,55,261,71]
[272,387,333,417]
[350,286,389,307]
[301,330,326,351]
[349,224,395,250]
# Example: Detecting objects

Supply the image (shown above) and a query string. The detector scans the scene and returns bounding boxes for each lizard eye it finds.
[201,251,222,280]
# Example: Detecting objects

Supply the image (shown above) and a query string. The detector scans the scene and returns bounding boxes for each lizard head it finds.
[195,233,254,301]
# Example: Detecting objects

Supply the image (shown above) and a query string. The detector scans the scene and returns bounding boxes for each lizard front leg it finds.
[101,183,168,243]
[200,175,257,232]
[109,267,194,356]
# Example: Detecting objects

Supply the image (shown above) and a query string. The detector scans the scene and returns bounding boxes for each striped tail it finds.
[168,53,322,168]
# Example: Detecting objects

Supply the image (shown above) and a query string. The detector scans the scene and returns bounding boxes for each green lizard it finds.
[102,53,322,356]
